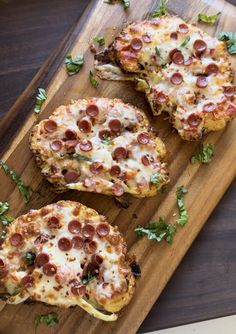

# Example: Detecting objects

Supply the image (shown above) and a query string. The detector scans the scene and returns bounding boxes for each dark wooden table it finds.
[0,0,235,332]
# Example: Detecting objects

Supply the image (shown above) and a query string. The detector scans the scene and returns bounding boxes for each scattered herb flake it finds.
[122,0,130,9]
[64,54,84,76]
[1,215,14,227]
[150,0,168,18]
[218,32,236,54]
[179,36,191,48]
[34,312,59,328]
[24,251,36,266]
[82,271,96,285]
[94,36,105,46]
[89,70,99,88]
[198,12,221,24]
[176,186,188,226]
[0,202,9,215]
[150,172,167,191]
[155,46,163,59]
[60,153,92,162]
[191,143,215,164]
[34,88,47,114]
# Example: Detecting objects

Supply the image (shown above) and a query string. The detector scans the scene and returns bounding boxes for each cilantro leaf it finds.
[35,312,59,328]
[1,215,14,227]
[0,202,9,216]
[150,0,168,18]
[179,36,191,48]
[150,172,167,191]
[94,36,105,46]
[122,0,130,9]
[191,143,215,164]
[176,186,188,226]
[34,88,47,114]
[218,32,236,55]
[64,54,84,76]
[60,153,92,162]
[24,251,36,265]
[89,70,99,88]
[198,12,221,24]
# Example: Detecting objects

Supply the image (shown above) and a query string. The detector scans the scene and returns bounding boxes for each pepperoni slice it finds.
[78,119,91,133]
[193,39,207,53]
[169,48,178,60]
[84,240,97,254]
[141,155,151,166]
[65,129,77,140]
[226,104,236,117]
[170,72,183,85]
[72,236,84,249]
[205,63,219,75]
[110,165,121,176]
[79,140,93,152]
[108,119,121,133]
[47,216,60,229]
[137,132,150,144]
[89,162,103,174]
[64,170,80,183]
[130,38,143,51]
[113,147,127,160]
[170,32,178,40]
[10,233,23,247]
[178,23,189,34]
[51,140,62,152]
[86,104,99,117]
[43,263,57,276]
[187,114,202,127]
[44,120,57,133]
[35,253,49,267]
[96,223,110,237]
[99,129,111,140]
[21,275,34,288]
[112,183,124,197]
[68,220,81,234]
[71,284,86,296]
[58,237,72,251]
[156,92,167,103]
[196,76,208,88]
[142,34,152,43]
[184,56,193,66]
[203,102,216,113]
[82,224,95,238]
[223,86,235,98]
[172,51,184,65]
[92,254,104,265]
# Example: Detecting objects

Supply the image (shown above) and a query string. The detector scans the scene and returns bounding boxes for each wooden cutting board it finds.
[0,0,235,333]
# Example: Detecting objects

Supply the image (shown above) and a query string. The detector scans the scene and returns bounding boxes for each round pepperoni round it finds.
[86,104,99,117]
[137,132,150,145]
[44,120,57,133]
[170,32,178,40]
[156,92,167,103]
[79,140,93,152]
[68,220,81,234]
[203,102,216,113]
[64,170,80,183]
[112,183,124,197]
[113,147,127,160]
[43,263,57,276]
[110,165,121,176]
[96,223,110,237]
[193,39,207,53]
[205,63,219,75]
[78,119,91,133]
[196,76,208,88]
[169,48,178,60]
[58,237,72,251]
[130,38,143,51]
[82,224,95,238]
[10,233,23,247]
[223,86,235,98]
[72,236,84,249]
[47,216,60,229]
[170,72,183,85]
[89,162,103,174]
[84,240,97,254]
[21,275,34,288]
[65,129,77,140]
[92,254,104,265]
[172,51,184,65]
[142,34,152,43]
[51,140,62,152]
[108,119,121,133]
[178,23,189,34]
[35,253,50,267]
[187,114,202,127]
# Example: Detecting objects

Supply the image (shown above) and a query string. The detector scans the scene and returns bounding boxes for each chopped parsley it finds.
[218,32,236,55]
[150,172,167,191]
[0,160,32,202]
[24,251,36,266]
[94,36,105,46]
[191,143,215,164]
[150,0,168,18]
[179,36,191,49]
[82,271,96,285]
[0,202,9,216]
[135,217,176,244]
[0,202,13,242]
[35,312,59,328]
[89,70,99,88]
[176,186,188,226]
[60,153,92,162]
[34,88,47,114]
[101,133,113,145]
[64,54,84,76]
[198,12,221,24]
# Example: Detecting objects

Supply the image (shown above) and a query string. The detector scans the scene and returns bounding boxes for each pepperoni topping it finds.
[86,104,99,117]
[226,104,236,117]
[130,38,143,51]
[169,48,178,60]
[170,32,178,40]
[110,165,121,176]
[112,183,124,197]
[47,216,60,229]
[64,170,80,183]
[71,284,86,296]
[44,120,57,133]
[89,162,103,174]
[58,237,72,251]
[113,147,127,160]
[196,76,208,88]
[84,240,97,254]
[108,119,121,133]
[78,119,91,133]
[51,140,62,152]
[65,129,77,140]
[137,132,150,145]
[156,92,167,103]
[72,236,84,249]
[141,155,151,166]
[203,102,216,113]
[178,23,189,34]
[184,56,193,66]
[79,140,93,152]
[43,263,57,276]
[10,233,23,247]
[96,223,110,237]
[68,220,81,234]
[21,275,34,288]
[205,63,219,75]
[172,51,184,65]
[92,254,104,265]
[170,72,183,85]
[193,39,207,53]
[187,114,202,127]
[0,259,5,267]
[99,129,111,140]
[142,34,152,43]
[223,86,235,98]
[35,253,49,267]
[65,139,79,150]
[82,224,95,238]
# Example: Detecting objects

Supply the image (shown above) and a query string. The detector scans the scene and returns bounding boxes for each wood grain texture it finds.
[0,1,235,334]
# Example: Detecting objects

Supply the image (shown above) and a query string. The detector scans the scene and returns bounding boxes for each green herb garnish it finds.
[89,70,99,88]
[64,54,84,76]
[94,36,105,46]
[35,312,59,328]
[191,143,215,164]
[198,12,221,24]
[0,202,9,215]
[82,271,96,285]
[179,36,191,48]
[176,186,188,226]
[101,133,113,145]
[122,0,130,9]
[34,88,47,114]
[60,153,92,162]
[150,0,168,18]
[218,32,236,55]
[0,160,31,202]
[135,217,176,244]
[150,172,167,191]
[24,251,36,265]
[1,215,14,227]
[155,46,163,59]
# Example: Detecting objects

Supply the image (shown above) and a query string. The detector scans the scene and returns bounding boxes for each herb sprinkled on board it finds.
[191,143,215,164]
[89,70,99,88]
[218,32,236,54]
[176,186,188,226]
[64,54,84,76]
[150,0,168,18]
[94,36,105,46]
[34,88,47,114]
[198,12,221,24]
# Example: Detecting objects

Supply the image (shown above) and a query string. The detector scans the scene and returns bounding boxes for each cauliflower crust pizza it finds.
[30,98,169,197]
[0,201,135,321]
[95,16,236,140]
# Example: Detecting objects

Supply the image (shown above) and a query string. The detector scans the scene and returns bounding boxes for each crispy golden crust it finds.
[30,98,169,197]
